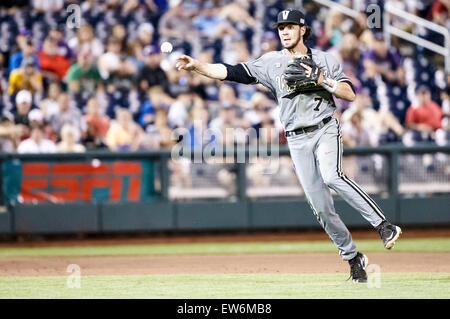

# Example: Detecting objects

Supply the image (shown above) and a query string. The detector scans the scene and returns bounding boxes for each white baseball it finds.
[160,41,173,54]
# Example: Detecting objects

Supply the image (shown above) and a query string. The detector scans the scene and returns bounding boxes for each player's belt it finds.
[285,116,332,137]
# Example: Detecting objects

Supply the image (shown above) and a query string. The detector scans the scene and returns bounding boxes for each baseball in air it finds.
[160,41,173,54]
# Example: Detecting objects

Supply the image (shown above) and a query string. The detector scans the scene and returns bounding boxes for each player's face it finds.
[277,23,302,49]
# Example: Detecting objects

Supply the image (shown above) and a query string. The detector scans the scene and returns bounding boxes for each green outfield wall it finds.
[0,145,449,235]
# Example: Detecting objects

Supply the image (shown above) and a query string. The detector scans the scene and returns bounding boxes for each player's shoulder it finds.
[311,47,338,63]
[255,50,284,61]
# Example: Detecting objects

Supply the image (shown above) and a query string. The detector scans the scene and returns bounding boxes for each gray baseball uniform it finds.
[242,47,386,260]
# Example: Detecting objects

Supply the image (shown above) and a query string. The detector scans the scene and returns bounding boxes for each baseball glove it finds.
[283,55,322,99]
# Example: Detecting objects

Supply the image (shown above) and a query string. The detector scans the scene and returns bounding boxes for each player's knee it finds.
[322,173,339,188]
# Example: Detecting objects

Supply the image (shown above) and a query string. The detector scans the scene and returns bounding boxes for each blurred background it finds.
[0,0,449,238]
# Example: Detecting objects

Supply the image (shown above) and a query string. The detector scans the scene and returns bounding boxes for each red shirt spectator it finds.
[406,86,443,132]
[39,36,71,81]
[430,0,450,26]
[84,98,110,138]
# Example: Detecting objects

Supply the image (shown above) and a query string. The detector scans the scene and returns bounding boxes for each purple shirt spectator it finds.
[362,34,405,86]
[363,48,401,74]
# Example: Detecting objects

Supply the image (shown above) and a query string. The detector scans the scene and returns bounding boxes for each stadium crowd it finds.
[0,0,449,154]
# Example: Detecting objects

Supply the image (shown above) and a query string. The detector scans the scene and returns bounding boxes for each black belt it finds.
[285,116,332,137]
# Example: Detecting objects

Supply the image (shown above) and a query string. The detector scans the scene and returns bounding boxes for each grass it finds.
[1,273,449,299]
[0,237,449,299]
[0,237,449,258]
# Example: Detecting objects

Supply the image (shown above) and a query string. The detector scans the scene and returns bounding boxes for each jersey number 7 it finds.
[314,97,323,111]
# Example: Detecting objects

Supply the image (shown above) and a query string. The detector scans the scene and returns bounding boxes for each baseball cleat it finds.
[348,252,368,283]
[377,221,402,249]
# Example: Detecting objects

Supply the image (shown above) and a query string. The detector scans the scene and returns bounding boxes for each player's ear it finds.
[300,26,306,36]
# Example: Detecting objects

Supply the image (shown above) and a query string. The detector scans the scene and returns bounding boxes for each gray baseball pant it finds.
[287,118,385,260]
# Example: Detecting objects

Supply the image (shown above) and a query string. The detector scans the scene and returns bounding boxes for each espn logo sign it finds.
[19,161,144,203]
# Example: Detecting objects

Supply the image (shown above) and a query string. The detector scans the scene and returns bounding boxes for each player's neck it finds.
[285,42,308,56]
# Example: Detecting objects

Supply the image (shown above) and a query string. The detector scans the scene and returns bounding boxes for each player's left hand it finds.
[283,57,323,98]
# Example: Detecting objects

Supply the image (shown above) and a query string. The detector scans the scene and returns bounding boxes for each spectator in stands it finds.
[363,33,405,86]
[350,12,374,48]
[329,33,361,81]
[158,0,198,55]
[139,86,173,130]
[48,25,74,60]
[224,40,251,65]
[342,111,373,147]
[99,37,138,117]
[49,93,87,137]
[82,97,110,150]
[404,85,443,142]
[258,112,278,145]
[220,1,255,28]
[68,24,104,60]
[112,24,128,48]
[341,107,379,179]
[243,92,273,132]
[38,35,71,82]
[32,0,64,12]
[84,97,110,139]
[100,39,137,87]
[189,51,220,101]
[261,31,280,55]
[193,1,235,45]
[106,108,144,151]
[28,108,57,143]
[0,52,5,83]
[57,124,86,153]
[441,86,450,126]
[138,45,169,93]
[436,86,450,145]
[9,36,39,74]
[217,83,249,110]
[66,50,103,95]
[0,115,21,153]
[341,89,405,145]
[166,67,195,97]
[183,106,212,150]
[98,36,123,80]
[430,0,450,27]
[209,104,245,146]
[153,109,176,149]
[11,29,33,60]
[13,90,33,128]
[17,122,56,154]
[168,92,192,129]
[136,23,155,48]
[126,41,146,74]
[8,57,43,96]
[325,8,345,47]
[39,82,62,121]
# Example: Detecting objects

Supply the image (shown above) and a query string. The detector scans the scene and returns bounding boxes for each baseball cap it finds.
[19,28,32,37]
[272,9,306,28]
[16,90,32,104]
[143,44,160,56]
[28,109,44,122]
[138,23,154,34]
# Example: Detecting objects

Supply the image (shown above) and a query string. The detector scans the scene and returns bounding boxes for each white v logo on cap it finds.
[282,10,290,20]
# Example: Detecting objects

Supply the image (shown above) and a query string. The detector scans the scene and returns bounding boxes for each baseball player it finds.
[176,9,402,283]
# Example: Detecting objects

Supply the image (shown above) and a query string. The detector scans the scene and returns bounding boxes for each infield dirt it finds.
[1,252,449,276]
[1,228,449,277]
